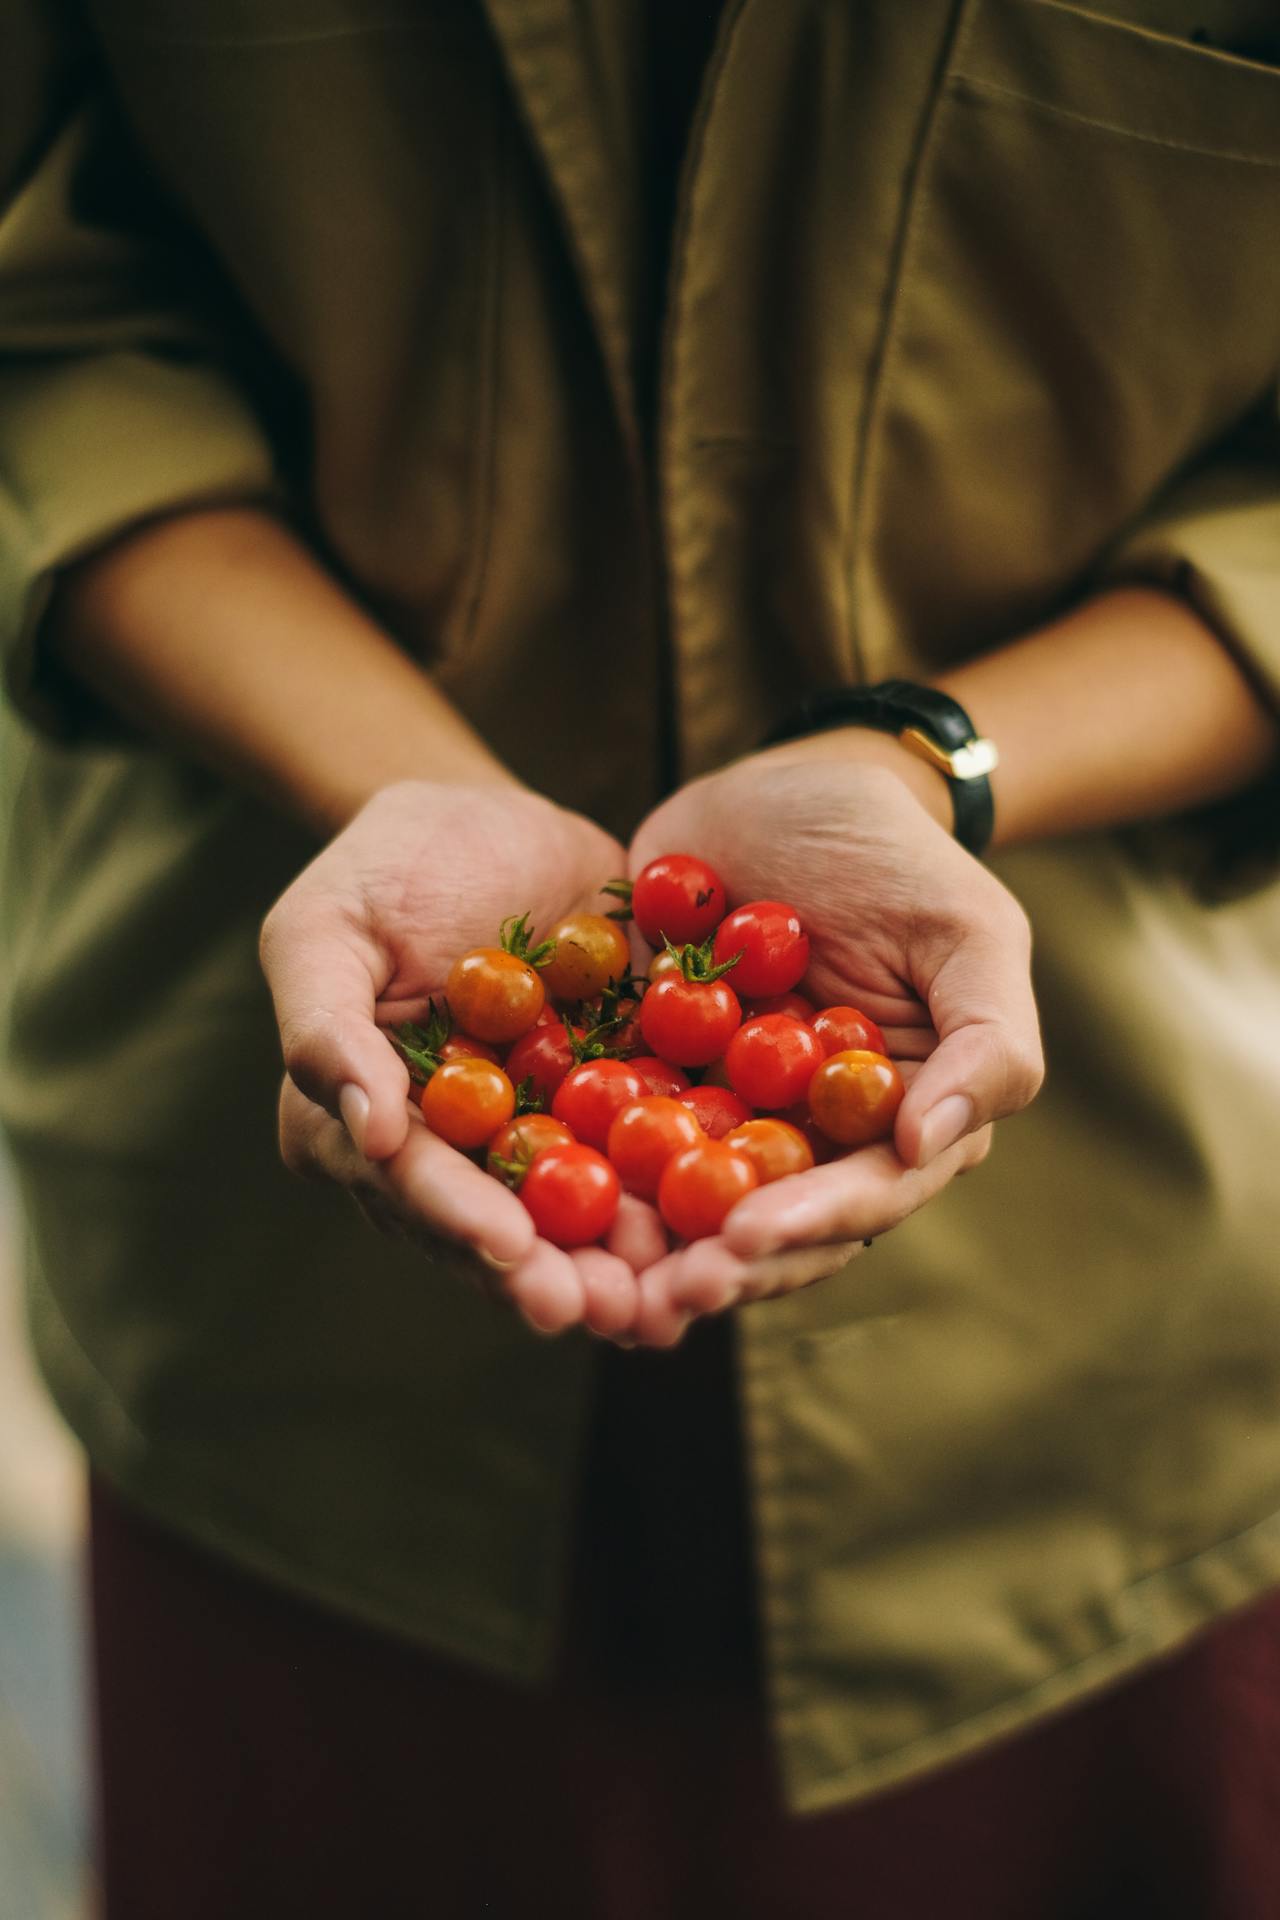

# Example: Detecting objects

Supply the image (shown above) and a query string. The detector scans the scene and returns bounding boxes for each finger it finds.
[605,1193,669,1273]
[260,895,411,1162]
[722,1127,993,1258]
[280,1077,536,1265]
[573,1247,642,1337]
[735,1239,865,1303]
[899,911,1044,1168]
[632,1265,694,1349]
[506,1239,588,1335]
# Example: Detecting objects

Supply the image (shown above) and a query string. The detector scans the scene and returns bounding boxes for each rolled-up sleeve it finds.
[1096,409,1280,901]
[0,8,283,740]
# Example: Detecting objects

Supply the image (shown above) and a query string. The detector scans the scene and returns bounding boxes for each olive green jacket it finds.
[4,0,1280,1811]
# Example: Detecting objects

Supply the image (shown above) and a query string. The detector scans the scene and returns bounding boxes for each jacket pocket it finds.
[853,0,1280,678]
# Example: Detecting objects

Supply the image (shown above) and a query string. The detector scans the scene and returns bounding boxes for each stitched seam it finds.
[845,0,975,683]
[954,72,1280,168]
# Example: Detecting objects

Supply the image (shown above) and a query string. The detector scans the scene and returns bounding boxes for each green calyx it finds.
[499,912,556,969]
[664,934,743,985]
[600,877,634,924]
[391,1000,452,1082]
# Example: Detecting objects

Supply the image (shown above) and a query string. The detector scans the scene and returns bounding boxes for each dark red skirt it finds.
[89,1321,1280,1919]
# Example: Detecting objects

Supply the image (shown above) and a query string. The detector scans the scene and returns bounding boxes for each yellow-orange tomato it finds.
[724,1117,815,1184]
[606,1096,703,1199]
[540,913,631,1004]
[807,1049,904,1148]
[486,1114,575,1182]
[446,947,545,1044]
[647,946,686,984]
[420,1057,515,1148]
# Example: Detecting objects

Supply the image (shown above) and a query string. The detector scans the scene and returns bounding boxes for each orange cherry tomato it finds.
[486,1113,575,1183]
[540,913,632,1004]
[606,1096,704,1199]
[420,1057,516,1148]
[724,1117,815,1184]
[647,946,687,984]
[446,948,545,1045]
[658,1140,758,1240]
[807,1049,904,1148]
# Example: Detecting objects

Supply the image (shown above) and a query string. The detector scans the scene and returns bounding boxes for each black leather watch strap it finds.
[765,680,997,855]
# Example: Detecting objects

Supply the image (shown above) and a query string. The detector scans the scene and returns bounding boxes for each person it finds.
[2,0,1280,1912]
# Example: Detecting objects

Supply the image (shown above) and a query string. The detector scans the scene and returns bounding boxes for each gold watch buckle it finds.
[898,726,999,782]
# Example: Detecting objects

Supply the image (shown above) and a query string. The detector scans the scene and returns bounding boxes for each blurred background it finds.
[0,1149,93,1916]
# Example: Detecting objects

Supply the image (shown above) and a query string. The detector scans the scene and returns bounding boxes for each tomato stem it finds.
[499,912,557,969]
[667,934,744,985]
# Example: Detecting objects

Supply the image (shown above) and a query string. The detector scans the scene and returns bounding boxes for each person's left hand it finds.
[620,743,1045,1344]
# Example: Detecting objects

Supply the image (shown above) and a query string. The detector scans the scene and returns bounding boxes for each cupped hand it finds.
[259,779,642,1338]
[625,747,1045,1335]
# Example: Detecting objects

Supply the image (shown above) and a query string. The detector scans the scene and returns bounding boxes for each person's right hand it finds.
[259,780,651,1339]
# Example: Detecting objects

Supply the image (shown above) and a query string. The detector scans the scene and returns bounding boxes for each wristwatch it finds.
[764,680,999,856]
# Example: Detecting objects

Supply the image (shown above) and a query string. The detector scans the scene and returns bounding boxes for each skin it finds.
[51,509,1280,1345]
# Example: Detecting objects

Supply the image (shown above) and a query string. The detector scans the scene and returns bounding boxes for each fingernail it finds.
[477,1248,516,1275]
[918,1094,973,1165]
[339,1083,370,1154]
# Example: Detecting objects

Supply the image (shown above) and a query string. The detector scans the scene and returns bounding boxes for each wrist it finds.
[755,725,955,832]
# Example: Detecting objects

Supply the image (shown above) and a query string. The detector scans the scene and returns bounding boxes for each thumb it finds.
[896,914,1044,1169]
[259,900,411,1162]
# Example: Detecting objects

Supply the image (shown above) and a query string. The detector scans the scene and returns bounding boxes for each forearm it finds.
[46,506,517,835]
[771,588,1280,848]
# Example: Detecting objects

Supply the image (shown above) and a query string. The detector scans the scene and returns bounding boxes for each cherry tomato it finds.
[539,913,631,1003]
[631,854,727,948]
[725,1013,825,1110]
[551,1059,649,1150]
[724,1117,815,1184]
[520,1144,620,1249]
[658,1140,758,1240]
[780,1104,844,1165]
[638,975,741,1068]
[420,1057,515,1148]
[606,1097,704,1199]
[486,1113,575,1182]
[811,1004,887,1057]
[504,1019,579,1104]
[438,1034,503,1067]
[678,1085,753,1140]
[446,948,544,1044]
[808,1049,905,1147]
[743,991,816,1023]
[647,946,687,984]
[630,1056,693,1097]
[712,901,809,998]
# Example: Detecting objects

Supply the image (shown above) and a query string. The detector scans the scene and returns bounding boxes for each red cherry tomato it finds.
[638,975,741,1068]
[631,854,727,948]
[606,1096,704,1199]
[712,901,809,998]
[742,991,816,1023]
[540,913,631,1003]
[725,1013,825,1111]
[486,1113,575,1183]
[420,1057,515,1148]
[678,1085,753,1140]
[811,1005,887,1057]
[438,1034,503,1067]
[808,1049,905,1147]
[446,948,545,1044]
[724,1117,815,1184]
[551,1059,649,1150]
[658,1140,759,1240]
[520,1144,620,1249]
[630,1055,693,1098]
[504,1019,579,1104]
[781,1103,845,1165]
